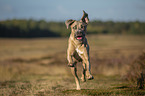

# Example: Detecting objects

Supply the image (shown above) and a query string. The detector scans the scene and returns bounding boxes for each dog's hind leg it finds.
[79,44,94,80]
[81,62,86,82]
[71,66,81,90]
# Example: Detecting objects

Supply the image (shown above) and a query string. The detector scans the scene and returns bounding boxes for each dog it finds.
[65,10,94,90]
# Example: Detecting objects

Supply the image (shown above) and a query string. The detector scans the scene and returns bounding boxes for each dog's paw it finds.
[81,77,86,82]
[76,87,81,90]
[68,63,74,67]
[87,75,94,80]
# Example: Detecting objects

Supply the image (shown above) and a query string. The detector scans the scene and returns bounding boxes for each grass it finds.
[0,35,145,96]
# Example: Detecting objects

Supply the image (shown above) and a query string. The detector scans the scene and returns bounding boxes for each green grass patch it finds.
[62,88,145,96]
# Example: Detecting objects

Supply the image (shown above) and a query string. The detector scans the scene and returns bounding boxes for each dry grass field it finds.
[0,35,145,96]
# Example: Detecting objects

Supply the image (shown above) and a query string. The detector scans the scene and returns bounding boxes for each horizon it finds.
[1,18,145,23]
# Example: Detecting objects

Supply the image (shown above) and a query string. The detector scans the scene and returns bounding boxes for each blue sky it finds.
[0,0,145,22]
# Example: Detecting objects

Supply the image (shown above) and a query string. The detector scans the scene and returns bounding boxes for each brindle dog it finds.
[65,11,94,90]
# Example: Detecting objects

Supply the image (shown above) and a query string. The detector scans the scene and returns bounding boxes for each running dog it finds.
[65,10,94,90]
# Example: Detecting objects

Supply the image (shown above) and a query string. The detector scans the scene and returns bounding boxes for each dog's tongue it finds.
[77,37,82,40]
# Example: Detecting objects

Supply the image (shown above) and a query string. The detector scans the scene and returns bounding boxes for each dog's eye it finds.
[73,25,77,29]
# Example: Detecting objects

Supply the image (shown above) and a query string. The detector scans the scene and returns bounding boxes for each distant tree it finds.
[0,19,145,38]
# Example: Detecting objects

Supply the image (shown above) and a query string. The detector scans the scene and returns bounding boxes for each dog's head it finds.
[65,10,89,42]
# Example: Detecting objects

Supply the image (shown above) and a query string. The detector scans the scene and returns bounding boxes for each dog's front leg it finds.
[71,66,81,90]
[67,40,76,67]
[67,52,75,67]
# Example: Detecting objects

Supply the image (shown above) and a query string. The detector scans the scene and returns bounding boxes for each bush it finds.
[124,53,145,87]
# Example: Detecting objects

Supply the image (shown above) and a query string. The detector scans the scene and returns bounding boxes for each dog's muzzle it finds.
[75,30,85,41]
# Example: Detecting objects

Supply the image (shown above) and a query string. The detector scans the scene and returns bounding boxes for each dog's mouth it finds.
[76,35,83,40]
[75,33,85,41]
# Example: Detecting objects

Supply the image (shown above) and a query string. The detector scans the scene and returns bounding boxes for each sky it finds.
[0,0,145,22]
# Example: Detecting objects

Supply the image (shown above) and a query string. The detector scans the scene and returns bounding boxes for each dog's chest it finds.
[76,47,84,54]
[75,43,87,55]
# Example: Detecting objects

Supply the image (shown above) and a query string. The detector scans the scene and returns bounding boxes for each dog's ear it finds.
[81,10,89,24]
[65,19,75,29]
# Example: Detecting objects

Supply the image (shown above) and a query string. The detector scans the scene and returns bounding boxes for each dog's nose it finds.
[77,30,82,34]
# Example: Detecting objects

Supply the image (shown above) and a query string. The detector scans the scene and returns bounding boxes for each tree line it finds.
[0,19,145,38]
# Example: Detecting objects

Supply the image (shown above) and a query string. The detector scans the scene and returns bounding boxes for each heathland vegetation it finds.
[0,19,145,37]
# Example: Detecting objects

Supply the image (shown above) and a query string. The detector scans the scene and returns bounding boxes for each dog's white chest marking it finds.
[76,48,84,54]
